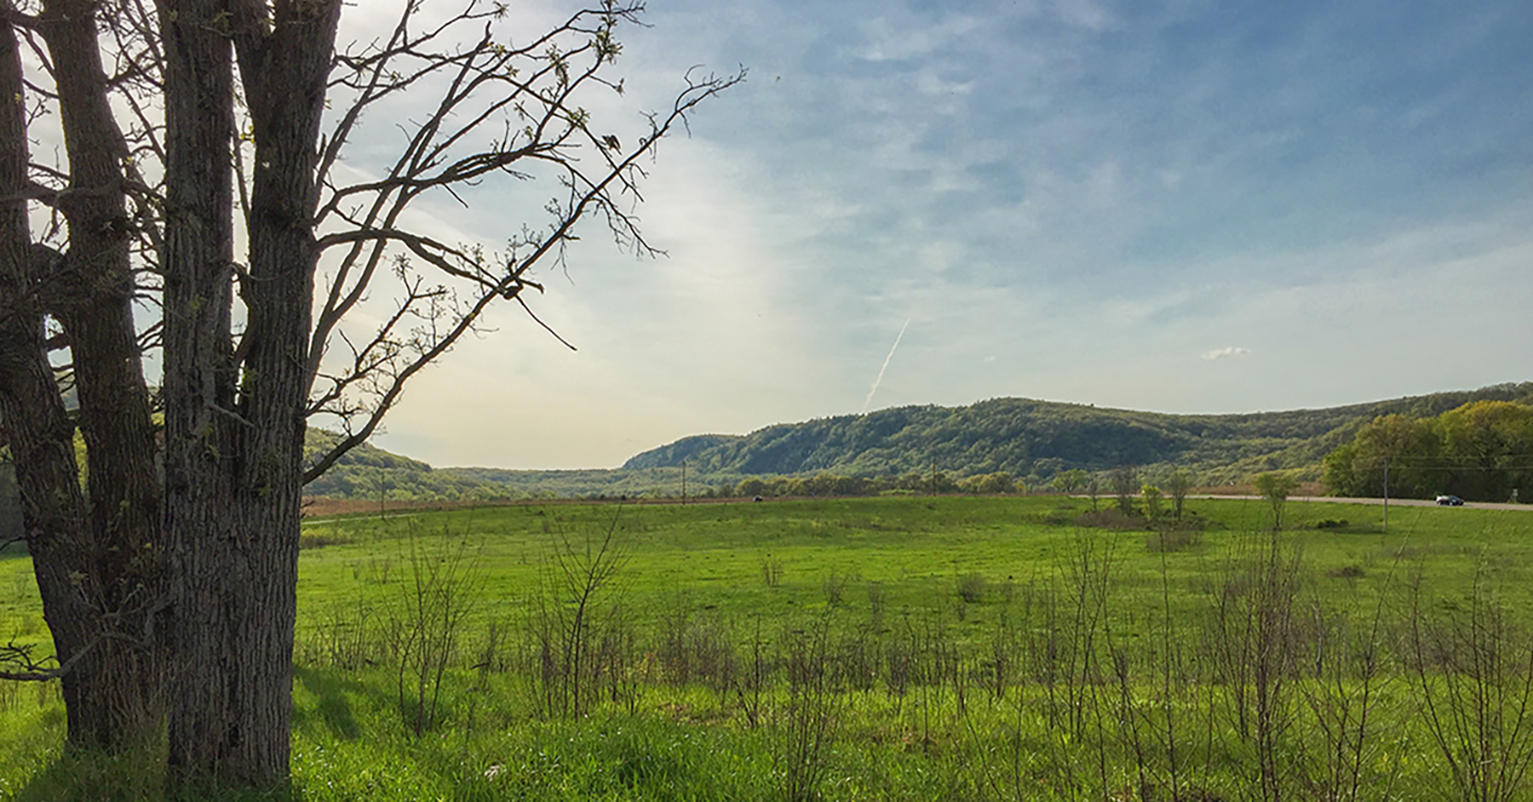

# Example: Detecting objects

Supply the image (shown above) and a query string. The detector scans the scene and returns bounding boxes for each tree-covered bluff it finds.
[93,381,1524,507]
[623,384,1533,486]
[300,429,525,502]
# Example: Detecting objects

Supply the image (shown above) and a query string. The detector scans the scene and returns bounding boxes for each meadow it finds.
[3,495,1533,801]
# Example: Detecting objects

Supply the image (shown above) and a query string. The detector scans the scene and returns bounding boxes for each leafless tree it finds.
[0,0,738,786]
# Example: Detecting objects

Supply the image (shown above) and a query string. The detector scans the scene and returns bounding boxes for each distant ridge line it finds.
[620,383,1533,482]
[269,382,1532,502]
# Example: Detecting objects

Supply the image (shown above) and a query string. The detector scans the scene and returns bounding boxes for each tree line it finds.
[1323,400,1533,502]
[730,470,1023,499]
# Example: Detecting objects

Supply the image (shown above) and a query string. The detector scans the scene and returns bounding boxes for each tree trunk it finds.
[160,0,340,784]
[2,4,163,750]
[157,0,249,782]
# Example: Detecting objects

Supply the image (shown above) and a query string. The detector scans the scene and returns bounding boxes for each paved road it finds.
[1192,495,1531,512]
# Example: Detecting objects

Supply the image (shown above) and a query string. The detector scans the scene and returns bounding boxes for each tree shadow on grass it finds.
[8,712,309,802]
[7,666,367,801]
[292,665,362,741]
[9,730,168,802]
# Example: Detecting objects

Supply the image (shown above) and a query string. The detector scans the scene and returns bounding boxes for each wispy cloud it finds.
[1202,347,1251,361]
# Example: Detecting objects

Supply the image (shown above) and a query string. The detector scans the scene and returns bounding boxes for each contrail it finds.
[861,318,911,415]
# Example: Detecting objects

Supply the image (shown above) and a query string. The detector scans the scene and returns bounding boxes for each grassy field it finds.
[3,495,1533,800]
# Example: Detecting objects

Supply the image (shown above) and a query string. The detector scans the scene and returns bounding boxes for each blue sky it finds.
[360,0,1533,469]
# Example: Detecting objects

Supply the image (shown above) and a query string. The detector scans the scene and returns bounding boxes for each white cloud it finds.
[856,14,983,63]
[1201,346,1251,361]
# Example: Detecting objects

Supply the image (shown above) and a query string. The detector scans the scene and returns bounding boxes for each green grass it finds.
[286,495,1533,643]
[3,495,1533,800]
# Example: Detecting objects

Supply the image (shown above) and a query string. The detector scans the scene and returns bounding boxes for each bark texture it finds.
[2,2,164,749]
[157,0,244,779]
[160,0,341,783]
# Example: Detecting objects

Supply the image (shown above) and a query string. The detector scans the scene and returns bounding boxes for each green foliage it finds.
[957,471,1017,494]
[1109,465,1138,514]
[1253,471,1299,500]
[1253,471,1299,530]
[623,383,1533,485]
[1323,400,1533,501]
[1140,483,1163,519]
[1051,468,1090,495]
[433,465,744,500]
[1437,401,1533,501]
[1164,468,1193,518]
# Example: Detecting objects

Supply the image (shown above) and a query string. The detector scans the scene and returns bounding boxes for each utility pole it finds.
[681,458,688,505]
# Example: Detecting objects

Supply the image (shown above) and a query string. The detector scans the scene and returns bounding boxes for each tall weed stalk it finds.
[1407,561,1533,802]
[389,524,481,736]
[778,612,842,802]
[530,506,630,719]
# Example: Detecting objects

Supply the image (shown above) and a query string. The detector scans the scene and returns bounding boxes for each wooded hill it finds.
[297,382,1533,500]
[623,383,1533,487]
[298,430,711,501]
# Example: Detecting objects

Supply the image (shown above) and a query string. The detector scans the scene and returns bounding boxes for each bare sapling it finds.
[1294,547,1405,802]
[1406,559,1533,802]
[529,505,629,719]
[1060,530,1116,744]
[1205,531,1304,801]
[778,611,843,802]
[307,595,379,671]
[735,614,771,729]
[388,524,482,736]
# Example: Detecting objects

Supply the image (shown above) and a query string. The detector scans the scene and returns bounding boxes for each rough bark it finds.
[0,12,92,735]
[2,2,164,749]
[156,0,244,781]
[160,0,340,784]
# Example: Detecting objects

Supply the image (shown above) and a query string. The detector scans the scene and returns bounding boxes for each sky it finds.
[345,0,1533,470]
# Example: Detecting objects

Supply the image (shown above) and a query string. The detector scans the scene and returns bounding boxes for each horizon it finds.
[395,380,1530,471]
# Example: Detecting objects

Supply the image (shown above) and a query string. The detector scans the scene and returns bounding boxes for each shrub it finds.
[299,529,352,550]
[1145,529,1201,552]
[821,571,847,607]
[1328,564,1365,579]
[1075,509,1145,530]
[956,572,987,604]
[867,581,886,630]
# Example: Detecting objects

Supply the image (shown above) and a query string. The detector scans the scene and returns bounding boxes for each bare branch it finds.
[0,178,56,205]
[516,294,576,352]
[303,271,518,484]
[0,637,91,683]
[290,1,740,478]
